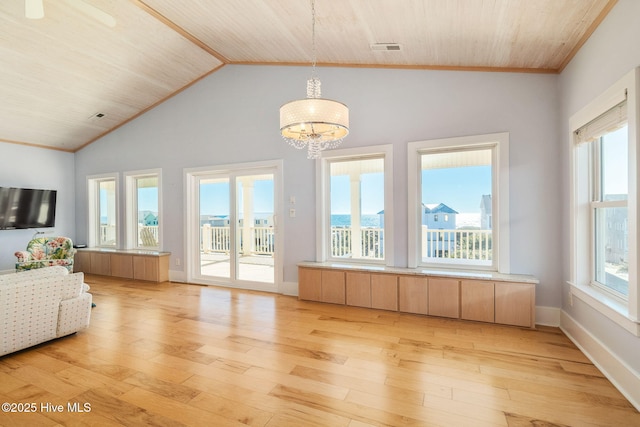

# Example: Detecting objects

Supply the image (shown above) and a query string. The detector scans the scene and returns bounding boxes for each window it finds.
[592,126,628,297]
[87,174,119,247]
[408,133,509,271]
[125,170,161,250]
[570,68,639,332]
[318,145,394,265]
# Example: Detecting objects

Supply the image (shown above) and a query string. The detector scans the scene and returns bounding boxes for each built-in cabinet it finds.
[298,264,537,328]
[75,249,170,282]
[398,276,428,314]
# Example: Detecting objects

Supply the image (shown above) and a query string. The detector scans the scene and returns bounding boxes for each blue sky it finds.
[422,166,491,213]
[330,166,491,215]
[138,187,159,212]
[199,180,273,216]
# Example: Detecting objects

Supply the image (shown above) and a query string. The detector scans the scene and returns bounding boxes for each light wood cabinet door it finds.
[371,274,398,311]
[461,280,494,323]
[298,268,322,301]
[346,272,371,308]
[398,276,428,315]
[495,282,535,327]
[321,270,345,304]
[111,254,134,278]
[133,256,159,282]
[90,253,111,276]
[73,251,90,273]
[428,278,460,318]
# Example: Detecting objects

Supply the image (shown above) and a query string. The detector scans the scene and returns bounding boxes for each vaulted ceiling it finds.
[0,0,617,152]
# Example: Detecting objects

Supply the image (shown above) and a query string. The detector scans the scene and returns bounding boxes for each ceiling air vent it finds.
[88,112,106,120]
[370,43,401,51]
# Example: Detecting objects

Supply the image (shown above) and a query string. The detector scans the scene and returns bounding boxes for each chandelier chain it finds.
[311,0,317,75]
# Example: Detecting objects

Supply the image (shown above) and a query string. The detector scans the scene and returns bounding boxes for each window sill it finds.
[568,281,640,336]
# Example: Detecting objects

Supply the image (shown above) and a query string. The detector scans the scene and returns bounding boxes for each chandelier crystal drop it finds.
[279,0,349,159]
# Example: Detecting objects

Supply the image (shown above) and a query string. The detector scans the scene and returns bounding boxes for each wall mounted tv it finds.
[0,187,57,230]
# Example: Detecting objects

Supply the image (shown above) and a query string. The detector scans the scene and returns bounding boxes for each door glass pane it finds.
[420,148,492,266]
[237,174,274,283]
[98,180,116,246]
[594,206,628,296]
[136,176,159,248]
[329,157,384,260]
[199,177,230,279]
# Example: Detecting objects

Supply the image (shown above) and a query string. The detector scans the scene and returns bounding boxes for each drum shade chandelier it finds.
[279,0,349,159]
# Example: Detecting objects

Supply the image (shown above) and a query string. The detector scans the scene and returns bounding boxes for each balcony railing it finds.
[199,225,384,259]
[102,224,491,261]
[99,225,159,247]
[201,225,274,255]
[422,227,492,260]
[331,227,384,259]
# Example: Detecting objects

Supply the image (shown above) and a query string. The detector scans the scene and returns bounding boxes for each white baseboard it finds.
[535,306,561,326]
[561,311,640,411]
[280,281,298,296]
[0,269,15,276]
[169,269,187,283]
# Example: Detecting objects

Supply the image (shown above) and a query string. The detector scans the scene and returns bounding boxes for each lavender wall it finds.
[74,64,560,306]
[0,142,75,271]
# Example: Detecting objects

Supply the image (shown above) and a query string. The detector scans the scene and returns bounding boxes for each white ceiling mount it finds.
[25,0,44,19]
[370,43,402,51]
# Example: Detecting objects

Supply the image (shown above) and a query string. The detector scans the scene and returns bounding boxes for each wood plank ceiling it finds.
[0,0,616,152]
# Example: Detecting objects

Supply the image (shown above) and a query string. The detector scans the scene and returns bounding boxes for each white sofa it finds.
[0,266,92,357]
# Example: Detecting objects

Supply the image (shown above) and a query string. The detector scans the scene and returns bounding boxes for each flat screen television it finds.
[0,187,57,230]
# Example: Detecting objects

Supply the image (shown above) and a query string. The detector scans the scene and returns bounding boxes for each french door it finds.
[186,161,281,292]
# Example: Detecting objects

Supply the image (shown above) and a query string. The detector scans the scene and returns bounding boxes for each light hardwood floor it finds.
[1,275,639,426]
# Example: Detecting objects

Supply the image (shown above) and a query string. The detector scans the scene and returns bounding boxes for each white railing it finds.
[252,227,274,254]
[330,227,384,259]
[200,225,274,255]
[101,225,160,247]
[422,227,492,260]
[198,225,384,259]
[107,224,489,262]
[331,227,351,257]
[201,224,231,253]
[99,224,116,245]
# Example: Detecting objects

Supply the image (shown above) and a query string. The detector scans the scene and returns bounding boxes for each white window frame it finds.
[125,169,162,250]
[316,144,394,266]
[569,68,639,335]
[407,133,510,272]
[87,173,120,248]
